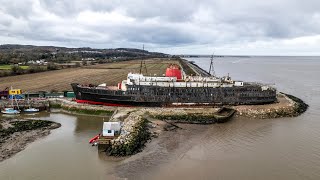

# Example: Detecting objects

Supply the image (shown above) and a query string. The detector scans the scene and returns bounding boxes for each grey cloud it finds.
[0,0,319,53]
[0,0,34,18]
[39,0,119,17]
[121,26,195,45]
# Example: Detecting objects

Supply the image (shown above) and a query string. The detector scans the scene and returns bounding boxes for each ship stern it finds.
[70,83,81,100]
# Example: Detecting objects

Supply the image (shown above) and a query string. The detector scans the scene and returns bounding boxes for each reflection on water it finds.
[1,56,320,179]
[0,110,50,119]
[74,115,107,133]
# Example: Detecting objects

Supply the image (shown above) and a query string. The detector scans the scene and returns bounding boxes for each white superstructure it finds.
[119,73,244,90]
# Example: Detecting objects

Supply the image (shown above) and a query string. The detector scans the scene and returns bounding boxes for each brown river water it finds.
[0,56,320,179]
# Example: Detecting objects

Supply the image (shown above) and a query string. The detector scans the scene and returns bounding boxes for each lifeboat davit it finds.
[165,64,182,79]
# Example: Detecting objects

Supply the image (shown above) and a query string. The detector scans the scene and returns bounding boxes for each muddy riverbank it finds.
[0,118,61,162]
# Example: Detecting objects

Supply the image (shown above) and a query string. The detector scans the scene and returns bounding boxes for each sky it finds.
[0,0,320,55]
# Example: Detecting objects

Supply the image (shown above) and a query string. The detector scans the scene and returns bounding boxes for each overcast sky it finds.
[1,0,320,55]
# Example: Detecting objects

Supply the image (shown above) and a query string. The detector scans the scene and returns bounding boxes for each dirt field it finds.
[0,58,178,92]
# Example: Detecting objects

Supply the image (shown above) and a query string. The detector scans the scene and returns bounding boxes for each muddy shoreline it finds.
[0,119,61,162]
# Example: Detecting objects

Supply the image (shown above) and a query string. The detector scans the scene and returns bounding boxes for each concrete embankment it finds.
[106,110,151,156]
[147,107,221,124]
[177,58,212,76]
[233,93,308,119]
[48,98,115,116]
[145,93,308,121]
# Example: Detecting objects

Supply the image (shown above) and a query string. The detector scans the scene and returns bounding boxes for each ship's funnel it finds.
[165,64,182,79]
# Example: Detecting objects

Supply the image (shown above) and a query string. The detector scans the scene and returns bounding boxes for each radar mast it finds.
[208,53,215,77]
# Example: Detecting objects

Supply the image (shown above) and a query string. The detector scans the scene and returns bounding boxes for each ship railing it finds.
[245,82,275,86]
[246,82,277,90]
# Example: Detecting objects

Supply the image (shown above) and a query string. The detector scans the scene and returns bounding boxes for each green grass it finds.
[0,65,12,70]
[0,65,29,70]
[49,103,62,108]
[19,66,29,69]
[50,103,114,116]
[65,107,114,116]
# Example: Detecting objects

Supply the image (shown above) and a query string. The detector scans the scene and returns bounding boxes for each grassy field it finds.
[0,58,179,92]
[0,65,29,70]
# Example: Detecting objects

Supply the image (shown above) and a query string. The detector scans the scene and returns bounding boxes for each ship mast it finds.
[139,44,148,74]
[139,60,148,74]
[208,53,215,77]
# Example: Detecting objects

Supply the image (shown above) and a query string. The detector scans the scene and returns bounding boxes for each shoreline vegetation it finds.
[0,119,61,162]
[49,99,114,116]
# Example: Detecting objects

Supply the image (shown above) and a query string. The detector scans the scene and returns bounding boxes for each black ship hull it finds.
[71,83,277,107]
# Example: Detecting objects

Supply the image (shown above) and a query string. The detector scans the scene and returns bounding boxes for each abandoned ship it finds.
[71,58,277,107]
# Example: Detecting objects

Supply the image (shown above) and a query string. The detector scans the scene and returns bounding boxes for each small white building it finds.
[81,58,95,61]
[27,59,47,65]
[102,122,121,137]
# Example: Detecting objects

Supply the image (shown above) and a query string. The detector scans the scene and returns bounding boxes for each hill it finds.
[0,44,167,64]
[0,58,177,92]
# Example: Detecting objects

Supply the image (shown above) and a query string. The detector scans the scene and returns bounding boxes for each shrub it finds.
[47,63,59,70]
[11,65,24,75]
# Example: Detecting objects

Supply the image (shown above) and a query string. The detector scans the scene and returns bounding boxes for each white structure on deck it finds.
[102,122,121,137]
[120,73,244,91]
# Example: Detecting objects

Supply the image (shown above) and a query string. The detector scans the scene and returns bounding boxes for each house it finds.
[102,122,121,137]
[81,58,95,61]
[27,59,48,65]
